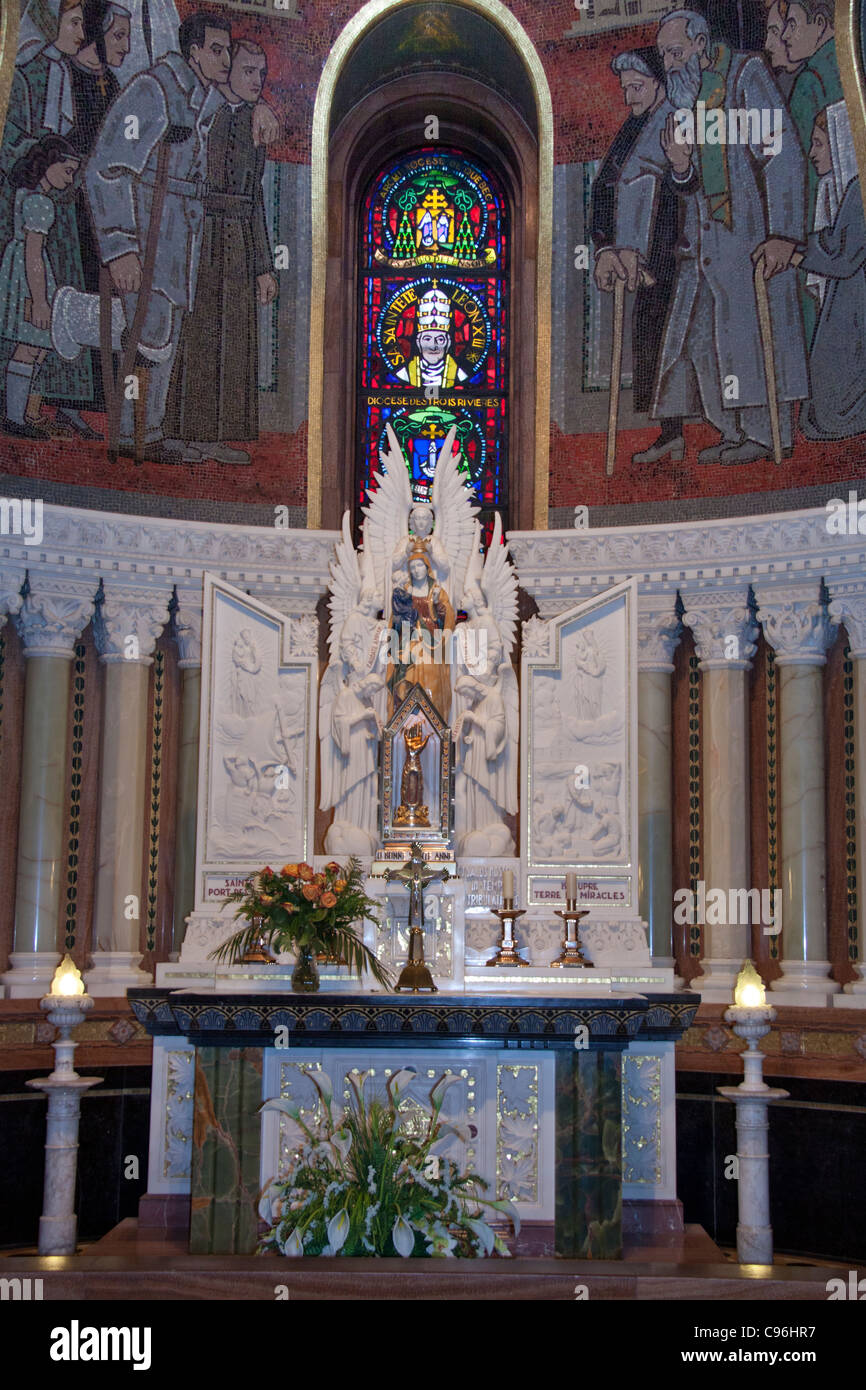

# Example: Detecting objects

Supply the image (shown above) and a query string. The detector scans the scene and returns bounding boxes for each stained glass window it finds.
[357,147,509,539]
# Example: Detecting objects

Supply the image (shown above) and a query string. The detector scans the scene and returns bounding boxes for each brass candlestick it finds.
[551,901,591,967]
[487,898,530,967]
[239,919,276,964]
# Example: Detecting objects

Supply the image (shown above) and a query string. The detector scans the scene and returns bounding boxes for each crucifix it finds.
[384,840,449,992]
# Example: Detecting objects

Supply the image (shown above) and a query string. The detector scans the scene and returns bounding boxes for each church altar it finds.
[138,423,702,1260]
[129,987,698,1258]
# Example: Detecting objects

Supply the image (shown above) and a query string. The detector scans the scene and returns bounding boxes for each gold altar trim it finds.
[306,0,553,531]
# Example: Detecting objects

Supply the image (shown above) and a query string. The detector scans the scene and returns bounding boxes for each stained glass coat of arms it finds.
[358,149,509,528]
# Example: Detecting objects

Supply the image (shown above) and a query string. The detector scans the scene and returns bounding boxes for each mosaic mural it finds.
[0,0,864,523]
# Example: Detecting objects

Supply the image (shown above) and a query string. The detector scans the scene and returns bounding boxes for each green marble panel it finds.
[554,1049,623,1259]
[190,1046,263,1255]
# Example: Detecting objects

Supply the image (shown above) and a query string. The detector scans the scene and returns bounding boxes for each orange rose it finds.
[325,861,341,874]
[321,891,337,908]
[281,863,299,878]
[301,882,321,902]
[259,894,274,906]
[313,873,325,888]
[298,863,314,882]
[334,879,347,893]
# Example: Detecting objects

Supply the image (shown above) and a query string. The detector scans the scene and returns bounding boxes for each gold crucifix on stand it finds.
[384,840,449,992]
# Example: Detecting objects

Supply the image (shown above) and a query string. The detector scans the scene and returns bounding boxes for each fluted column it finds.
[828,585,866,1007]
[637,602,681,965]
[171,601,202,957]
[682,588,758,1002]
[1,583,94,997]
[755,583,837,1005]
[85,586,173,996]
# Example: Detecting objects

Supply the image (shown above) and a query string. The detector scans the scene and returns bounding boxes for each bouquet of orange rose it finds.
[211,858,393,990]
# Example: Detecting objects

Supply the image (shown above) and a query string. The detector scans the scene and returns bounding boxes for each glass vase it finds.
[292,945,320,993]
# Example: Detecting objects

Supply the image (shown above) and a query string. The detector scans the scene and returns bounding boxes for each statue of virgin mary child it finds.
[387,545,455,720]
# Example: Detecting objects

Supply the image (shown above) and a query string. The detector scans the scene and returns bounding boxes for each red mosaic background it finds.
[2,0,864,517]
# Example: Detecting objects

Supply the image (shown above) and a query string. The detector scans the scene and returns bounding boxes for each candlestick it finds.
[487,903,530,967]
[551,906,591,968]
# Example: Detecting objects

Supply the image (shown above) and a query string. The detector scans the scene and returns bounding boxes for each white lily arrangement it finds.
[257,1067,520,1258]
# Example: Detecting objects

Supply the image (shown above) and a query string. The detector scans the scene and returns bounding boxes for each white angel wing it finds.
[318,661,344,813]
[481,513,518,659]
[363,423,412,603]
[500,665,520,816]
[327,512,362,664]
[431,425,479,609]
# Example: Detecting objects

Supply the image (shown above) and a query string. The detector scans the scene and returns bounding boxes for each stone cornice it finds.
[509,507,866,615]
[0,503,339,617]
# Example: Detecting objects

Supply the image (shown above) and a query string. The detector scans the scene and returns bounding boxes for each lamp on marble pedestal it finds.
[27,955,101,1254]
[717,961,788,1266]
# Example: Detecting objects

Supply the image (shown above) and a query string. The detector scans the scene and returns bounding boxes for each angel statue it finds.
[451,514,519,857]
[319,514,387,854]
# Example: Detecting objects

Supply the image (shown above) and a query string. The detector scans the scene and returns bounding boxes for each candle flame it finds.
[50,954,85,997]
[733,959,766,1009]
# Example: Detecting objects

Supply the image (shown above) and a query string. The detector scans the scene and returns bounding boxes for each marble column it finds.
[1,584,94,997]
[828,586,866,1008]
[682,588,758,1003]
[637,604,681,966]
[755,584,838,1005]
[172,603,202,956]
[85,586,173,996]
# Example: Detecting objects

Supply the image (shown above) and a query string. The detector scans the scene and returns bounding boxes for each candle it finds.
[566,871,577,902]
[502,869,514,901]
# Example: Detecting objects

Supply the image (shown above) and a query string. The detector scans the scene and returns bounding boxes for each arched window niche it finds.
[308,0,552,534]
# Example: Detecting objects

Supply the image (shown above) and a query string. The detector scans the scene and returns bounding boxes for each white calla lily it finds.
[386,1067,417,1105]
[332,1128,353,1162]
[258,1182,279,1224]
[392,1215,416,1257]
[282,1228,304,1256]
[308,1071,333,1105]
[327,1209,351,1253]
[464,1218,495,1255]
[429,1074,463,1109]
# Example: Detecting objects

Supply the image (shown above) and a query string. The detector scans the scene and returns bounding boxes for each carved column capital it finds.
[173,598,203,669]
[95,585,173,666]
[637,602,681,673]
[0,568,25,629]
[15,581,95,658]
[827,581,866,659]
[681,586,758,670]
[754,582,833,667]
